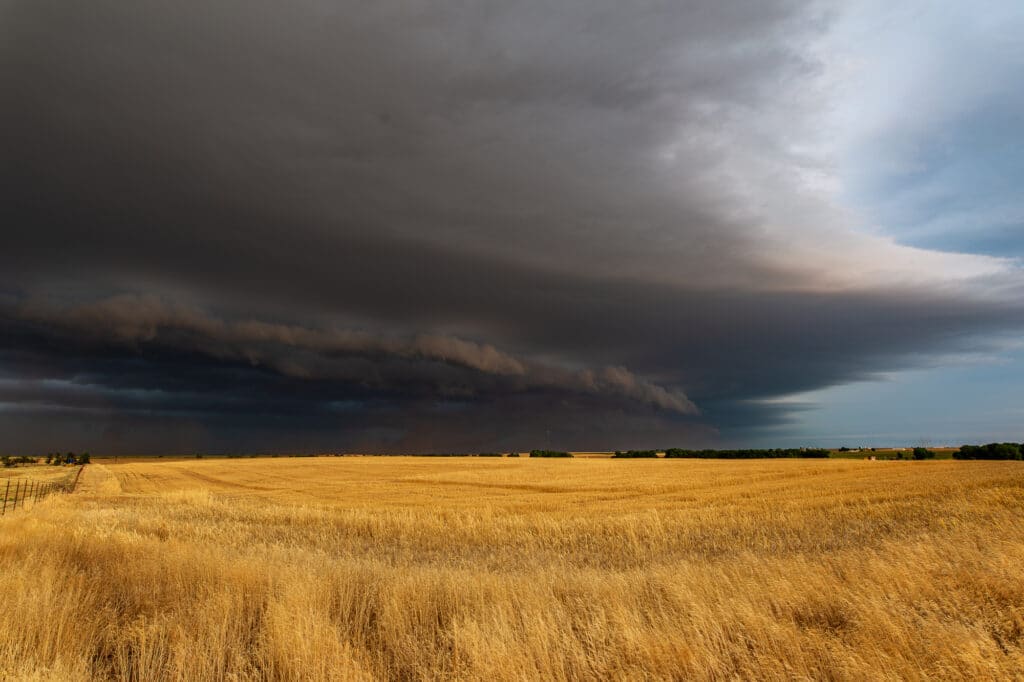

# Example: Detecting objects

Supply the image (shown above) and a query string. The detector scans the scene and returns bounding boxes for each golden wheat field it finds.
[0,464,79,484]
[1,456,1022,681]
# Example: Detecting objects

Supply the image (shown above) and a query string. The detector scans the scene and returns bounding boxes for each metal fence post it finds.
[2,480,8,515]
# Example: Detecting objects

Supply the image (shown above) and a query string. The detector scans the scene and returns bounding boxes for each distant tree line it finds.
[47,452,90,465]
[954,443,1024,460]
[664,448,830,459]
[881,448,937,460]
[395,452,515,457]
[529,450,573,458]
[613,450,659,458]
[326,452,526,457]
[2,452,90,467]
[2,455,39,468]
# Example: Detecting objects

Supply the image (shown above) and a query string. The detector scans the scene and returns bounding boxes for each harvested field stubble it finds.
[1,457,1022,680]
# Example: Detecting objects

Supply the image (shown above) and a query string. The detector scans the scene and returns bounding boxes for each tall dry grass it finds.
[0,464,78,484]
[1,458,1022,680]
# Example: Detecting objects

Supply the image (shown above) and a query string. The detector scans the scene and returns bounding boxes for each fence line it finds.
[0,467,83,516]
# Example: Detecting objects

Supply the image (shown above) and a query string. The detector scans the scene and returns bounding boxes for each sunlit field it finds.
[0,464,79,483]
[1,456,1022,680]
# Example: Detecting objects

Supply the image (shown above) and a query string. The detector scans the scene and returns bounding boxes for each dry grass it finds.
[0,464,78,483]
[1,457,1022,680]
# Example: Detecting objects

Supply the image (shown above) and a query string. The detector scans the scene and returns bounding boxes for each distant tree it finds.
[954,442,1022,460]
[989,443,1021,460]
[612,450,658,458]
[954,444,977,460]
[664,448,829,459]
[912,447,935,460]
[529,450,573,458]
[507,452,520,457]
[76,452,91,465]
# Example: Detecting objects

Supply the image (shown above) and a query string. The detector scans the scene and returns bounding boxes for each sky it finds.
[1,0,1023,454]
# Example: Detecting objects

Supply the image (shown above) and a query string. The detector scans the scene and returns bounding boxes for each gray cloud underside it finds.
[2,0,1023,452]
[6,295,697,414]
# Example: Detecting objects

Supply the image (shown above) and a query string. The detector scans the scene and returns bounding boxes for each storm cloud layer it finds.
[2,0,1023,452]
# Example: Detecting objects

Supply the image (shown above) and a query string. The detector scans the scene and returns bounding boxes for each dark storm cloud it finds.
[4,294,697,413]
[2,0,1024,452]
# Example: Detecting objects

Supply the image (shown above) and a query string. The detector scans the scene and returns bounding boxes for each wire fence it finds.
[0,466,83,516]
